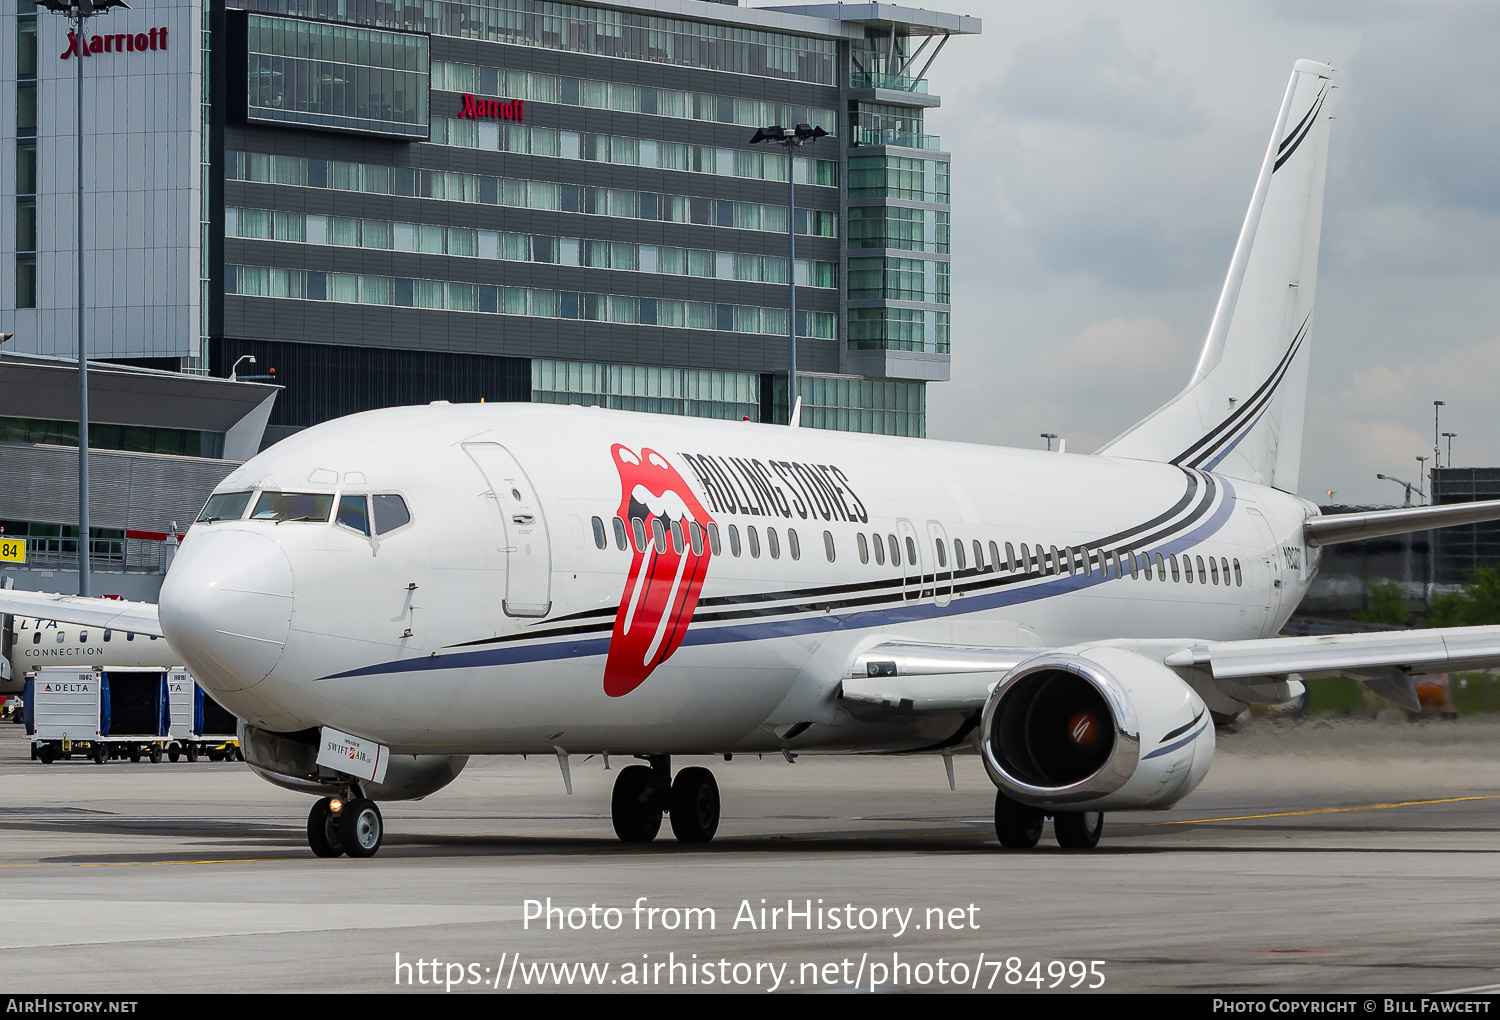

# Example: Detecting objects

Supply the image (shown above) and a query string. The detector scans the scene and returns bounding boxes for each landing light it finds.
[329,798,343,813]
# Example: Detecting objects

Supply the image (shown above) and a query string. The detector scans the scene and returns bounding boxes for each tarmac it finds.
[1,715,1498,994]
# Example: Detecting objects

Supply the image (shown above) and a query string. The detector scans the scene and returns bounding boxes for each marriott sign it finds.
[60,27,168,59]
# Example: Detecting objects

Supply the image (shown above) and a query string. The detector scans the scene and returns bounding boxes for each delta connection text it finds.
[523,896,978,936]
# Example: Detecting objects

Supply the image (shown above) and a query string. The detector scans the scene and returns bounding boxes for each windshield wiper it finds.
[275,515,326,525]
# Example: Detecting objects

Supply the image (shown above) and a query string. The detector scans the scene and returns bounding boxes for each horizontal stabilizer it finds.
[0,590,163,637]
[1304,499,1500,546]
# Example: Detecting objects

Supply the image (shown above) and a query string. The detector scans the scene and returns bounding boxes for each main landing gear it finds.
[994,791,1104,850]
[307,795,384,859]
[611,756,721,845]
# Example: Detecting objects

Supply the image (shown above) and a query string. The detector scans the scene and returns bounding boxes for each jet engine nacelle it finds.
[979,645,1214,812]
[237,722,468,801]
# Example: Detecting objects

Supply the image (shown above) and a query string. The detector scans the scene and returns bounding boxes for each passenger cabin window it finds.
[888,535,900,567]
[591,516,607,549]
[198,490,253,523]
[31,632,39,645]
[1170,555,1181,582]
[1129,552,1140,579]
[613,517,628,550]
[1051,545,1062,575]
[1019,543,1031,573]
[1209,556,1220,585]
[250,491,334,523]
[1142,553,1152,580]
[989,541,1001,573]
[707,523,722,556]
[689,521,705,556]
[631,517,648,552]
[670,519,685,554]
[905,536,917,566]
[1196,555,1208,584]
[788,529,801,560]
[1155,552,1166,581]
[767,527,781,559]
[1233,558,1243,586]
[823,531,835,563]
[79,631,87,643]
[728,524,742,557]
[975,540,985,571]
[935,540,947,568]
[372,494,411,534]
[873,533,885,566]
[955,539,966,570]
[652,518,668,554]
[1221,557,1231,585]
[858,533,869,564]
[104,630,111,642]
[336,495,371,536]
[1005,542,1017,572]
[747,526,761,558]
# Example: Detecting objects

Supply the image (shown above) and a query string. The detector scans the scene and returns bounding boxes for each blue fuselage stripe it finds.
[320,478,1241,681]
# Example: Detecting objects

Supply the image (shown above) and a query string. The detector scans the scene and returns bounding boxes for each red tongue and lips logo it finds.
[603,445,715,697]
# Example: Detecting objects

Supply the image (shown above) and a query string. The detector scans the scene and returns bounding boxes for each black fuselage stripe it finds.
[1171,315,1310,467]
[1182,329,1305,469]
[539,471,1204,630]
[445,470,1221,648]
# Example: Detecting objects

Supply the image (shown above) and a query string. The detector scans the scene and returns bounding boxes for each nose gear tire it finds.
[306,797,345,858]
[340,798,384,858]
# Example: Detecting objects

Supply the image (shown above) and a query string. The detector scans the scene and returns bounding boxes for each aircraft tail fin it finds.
[1099,60,1334,492]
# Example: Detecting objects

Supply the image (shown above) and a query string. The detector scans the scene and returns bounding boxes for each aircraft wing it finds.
[1165,626,1500,710]
[0,590,163,637]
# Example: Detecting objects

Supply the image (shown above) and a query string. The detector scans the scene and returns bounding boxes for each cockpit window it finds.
[372,494,411,534]
[197,491,253,522]
[250,491,335,523]
[336,494,371,535]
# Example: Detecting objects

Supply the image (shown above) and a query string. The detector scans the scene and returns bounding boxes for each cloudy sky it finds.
[847,0,1500,505]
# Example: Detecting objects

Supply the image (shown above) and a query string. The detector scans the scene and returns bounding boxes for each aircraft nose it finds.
[158,529,294,691]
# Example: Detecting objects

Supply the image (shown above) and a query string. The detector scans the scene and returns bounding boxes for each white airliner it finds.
[7,61,1500,859]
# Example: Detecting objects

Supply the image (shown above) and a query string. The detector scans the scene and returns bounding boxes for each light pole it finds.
[1376,472,1418,589]
[1416,456,1429,503]
[1040,433,1058,452]
[1433,400,1446,467]
[1443,432,1457,467]
[229,355,256,381]
[38,0,130,597]
[749,123,827,424]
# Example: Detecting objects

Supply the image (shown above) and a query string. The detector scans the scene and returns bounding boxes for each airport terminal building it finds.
[4,0,979,443]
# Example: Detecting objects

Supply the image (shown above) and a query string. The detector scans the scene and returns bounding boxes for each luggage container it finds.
[28,668,107,764]
[29,666,173,764]
[164,672,241,761]
[100,667,171,763]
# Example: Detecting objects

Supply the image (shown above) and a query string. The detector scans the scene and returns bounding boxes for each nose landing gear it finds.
[610,756,722,846]
[305,794,384,858]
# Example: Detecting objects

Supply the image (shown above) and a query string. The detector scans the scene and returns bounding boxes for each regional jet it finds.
[8,61,1500,858]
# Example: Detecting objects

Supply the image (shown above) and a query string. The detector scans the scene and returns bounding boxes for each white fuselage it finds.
[157,404,1320,757]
